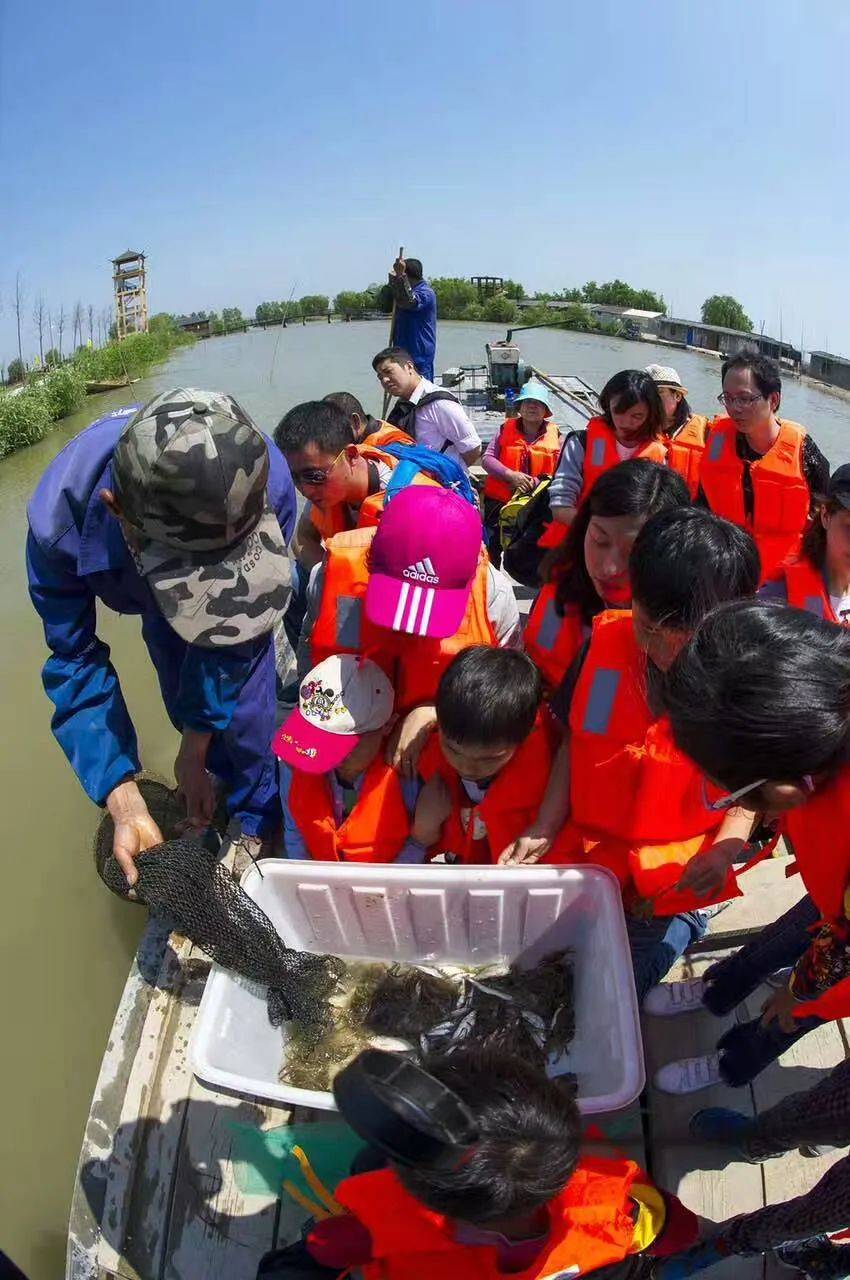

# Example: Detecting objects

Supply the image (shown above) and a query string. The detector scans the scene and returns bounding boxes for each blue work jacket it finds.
[26,407,296,808]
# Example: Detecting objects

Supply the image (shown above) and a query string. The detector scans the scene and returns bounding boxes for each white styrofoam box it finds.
[190,861,644,1114]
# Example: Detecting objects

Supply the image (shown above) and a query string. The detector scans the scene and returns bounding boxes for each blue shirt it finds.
[26,407,297,805]
[393,280,437,380]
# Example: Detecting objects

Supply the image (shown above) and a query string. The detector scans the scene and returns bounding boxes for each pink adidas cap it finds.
[366,486,483,639]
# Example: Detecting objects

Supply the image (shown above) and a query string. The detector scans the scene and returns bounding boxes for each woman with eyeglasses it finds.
[761,465,850,627]
[645,364,710,500]
[647,601,850,1098]
[503,507,761,1001]
[697,353,830,581]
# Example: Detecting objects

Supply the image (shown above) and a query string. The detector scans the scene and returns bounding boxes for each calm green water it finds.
[1,320,846,1278]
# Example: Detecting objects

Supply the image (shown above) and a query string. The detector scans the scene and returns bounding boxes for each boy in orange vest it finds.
[414,647,558,864]
[258,1046,697,1278]
[274,654,430,864]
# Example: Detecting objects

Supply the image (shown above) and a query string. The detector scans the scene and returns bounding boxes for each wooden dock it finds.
[67,858,849,1279]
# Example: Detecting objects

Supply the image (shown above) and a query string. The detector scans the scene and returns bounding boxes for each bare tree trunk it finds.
[57,304,66,360]
[72,301,83,349]
[14,273,25,373]
[33,295,46,365]
[87,304,95,345]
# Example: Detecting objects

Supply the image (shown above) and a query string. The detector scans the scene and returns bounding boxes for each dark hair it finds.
[800,494,834,570]
[405,258,424,282]
[552,460,689,621]
[436,647,541,746]
[273,400,354,456]
[670,395,693,432]
[599,370,665,440]
[630,508,760,630]
[372,345,415,371]
[662,600,850,790]
[323,390,366,419]
[721,353,782,401]
[396,1048,581,1225]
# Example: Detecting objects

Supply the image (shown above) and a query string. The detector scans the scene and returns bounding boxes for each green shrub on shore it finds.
[40,364,87,419]
[0,385,53,457]
[0,319,193,460]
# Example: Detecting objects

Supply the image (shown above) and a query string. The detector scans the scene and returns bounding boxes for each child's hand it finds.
[412,774,453,847]
[387,705,437,779]
[498,825,553,865]
[675,839,738,899]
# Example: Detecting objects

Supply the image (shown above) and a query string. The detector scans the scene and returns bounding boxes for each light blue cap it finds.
[514,380,552,415]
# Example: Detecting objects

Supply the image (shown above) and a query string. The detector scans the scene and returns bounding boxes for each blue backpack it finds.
[381,443,477,507]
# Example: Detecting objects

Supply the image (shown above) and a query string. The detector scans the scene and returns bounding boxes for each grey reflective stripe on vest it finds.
[707,432,726,462]
[336,596,362,649]
[591,436,607,467]
[582,668,621,735]
[804,594,825,618]
[537,599,562,651]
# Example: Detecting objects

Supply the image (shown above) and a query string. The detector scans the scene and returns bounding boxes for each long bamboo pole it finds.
[381,245,404,417]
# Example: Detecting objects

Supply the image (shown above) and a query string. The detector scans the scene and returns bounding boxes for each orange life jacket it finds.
[483,418,562,503]
[418,717,557,864]
[567,612,736,912]
[536,420,667,551]
[523,583,586,693]
[309,444,439,540]
[334,1159,642,1280]
[666,414,708,500]
[699,418,810,581]
[286,758,410,863]
[364,421,414,448]
[784,767,850,1022]
[579,417,668,504]
[782,555,841,625]
[311,528,496,713]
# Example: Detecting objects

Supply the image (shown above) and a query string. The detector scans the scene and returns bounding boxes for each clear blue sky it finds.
[2,0,848,365]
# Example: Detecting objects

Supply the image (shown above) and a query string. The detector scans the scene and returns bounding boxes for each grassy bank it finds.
[0,325,194,460]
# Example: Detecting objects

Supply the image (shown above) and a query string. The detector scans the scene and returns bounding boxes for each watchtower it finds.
[112,249,148,338]
[470,276,504,299]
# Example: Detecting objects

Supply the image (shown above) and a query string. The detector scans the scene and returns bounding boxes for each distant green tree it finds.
[7,357,25,384]
[501,279,526,300]
[700,294,753,332]
[45,347,61,367]
[149,312,179,334]
[219,307,245,332]
[431,277,478,319]
[482,295,518,323]
[283,299,302,321]
[334,290,373,317]
[300,295,330,317]
[459,302,484,321]
[256,301,284,324]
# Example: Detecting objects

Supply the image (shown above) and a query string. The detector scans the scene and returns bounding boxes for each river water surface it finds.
[2,321,847,1277]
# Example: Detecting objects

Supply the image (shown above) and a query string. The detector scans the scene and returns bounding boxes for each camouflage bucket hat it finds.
[112,388,291,648]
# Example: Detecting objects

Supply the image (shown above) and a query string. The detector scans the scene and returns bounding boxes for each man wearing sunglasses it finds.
[275,400,441,575]
[697,353,829,581]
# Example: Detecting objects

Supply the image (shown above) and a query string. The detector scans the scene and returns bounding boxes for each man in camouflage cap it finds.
[27,388,297,884]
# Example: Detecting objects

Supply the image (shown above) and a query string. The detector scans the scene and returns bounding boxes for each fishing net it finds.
[95,779,342,1029]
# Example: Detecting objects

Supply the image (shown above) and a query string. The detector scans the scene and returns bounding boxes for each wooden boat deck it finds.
[67,857,849,1279]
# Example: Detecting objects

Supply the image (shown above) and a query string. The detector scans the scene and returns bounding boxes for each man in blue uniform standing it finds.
[27,388,296,885]
[388,254,437,380]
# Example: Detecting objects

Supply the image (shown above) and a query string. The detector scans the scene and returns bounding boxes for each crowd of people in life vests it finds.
[25,310,850,1276]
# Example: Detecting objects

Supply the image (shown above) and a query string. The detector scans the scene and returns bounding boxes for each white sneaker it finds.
[643,977,707,1016]
[654,1052,723,1095]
